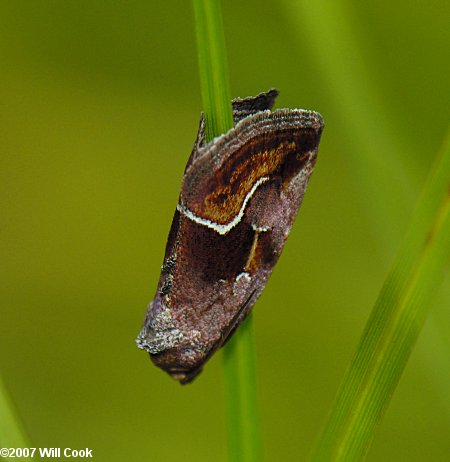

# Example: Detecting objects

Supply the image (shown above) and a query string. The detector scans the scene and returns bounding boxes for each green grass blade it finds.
[223,314,261,462]
[193,0,233,141]
[311,127,450,461]
[192,1,260,461]
[0,376,30,453]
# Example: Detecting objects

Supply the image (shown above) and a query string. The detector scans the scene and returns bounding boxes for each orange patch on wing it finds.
[196,142,297,224]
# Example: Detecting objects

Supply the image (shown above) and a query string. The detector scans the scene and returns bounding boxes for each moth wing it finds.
[186,88,280,170]
[180,109,324,228]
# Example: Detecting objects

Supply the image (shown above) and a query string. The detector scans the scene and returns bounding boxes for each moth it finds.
[136,89,324,383]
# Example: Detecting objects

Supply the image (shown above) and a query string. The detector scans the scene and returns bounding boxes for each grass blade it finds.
[311,127,450,461]
[193,0,233,140]
[223,314,261,462]
[0,376,30,453]
[192,1,260,460]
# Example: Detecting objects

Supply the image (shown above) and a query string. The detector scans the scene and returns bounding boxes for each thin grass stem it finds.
[192,1,260,461]
[0,376,30,455]
[311,127,450,461]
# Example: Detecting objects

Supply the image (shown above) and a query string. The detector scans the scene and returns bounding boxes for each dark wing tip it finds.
[232,88,280,123]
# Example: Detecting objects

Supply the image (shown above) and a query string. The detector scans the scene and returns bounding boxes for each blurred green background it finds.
[1,1,449,461]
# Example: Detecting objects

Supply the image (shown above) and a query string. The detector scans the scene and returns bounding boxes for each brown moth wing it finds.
[136,91,324,384]
[179,109,323,227]
[186,88,279,170]
[231,88,279,124]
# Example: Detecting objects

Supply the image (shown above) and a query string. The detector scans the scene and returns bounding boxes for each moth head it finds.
[136,297,206,384]
[154,360,203,385]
